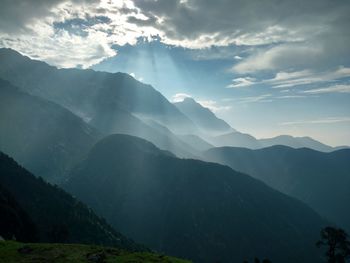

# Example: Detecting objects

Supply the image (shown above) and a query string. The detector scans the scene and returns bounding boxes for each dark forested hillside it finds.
[65,134,326,263]
[0,184,38,242]
[0,151,143,251]
[203,146,350,232]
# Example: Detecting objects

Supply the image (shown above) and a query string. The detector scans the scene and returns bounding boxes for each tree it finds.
[316,227,350,263]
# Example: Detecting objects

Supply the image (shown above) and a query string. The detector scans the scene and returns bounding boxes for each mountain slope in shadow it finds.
[0,151,143,250]
[203,145,350,232]
[0,79,100,183]
[65,134,326,263]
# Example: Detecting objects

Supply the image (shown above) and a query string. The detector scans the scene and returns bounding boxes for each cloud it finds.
[0,0,158,68]
[132,0,347,48]
[227,67,350,89]
[232,44,324,73]
[172,92,192,102]
[302,84,350,94]
[227,77,256,88]
[280,117,350,126]
[0,22,117,68]
[197,100,231,112]
[226,94,273,104]
[0,0,349,70]
[267,68,350,88]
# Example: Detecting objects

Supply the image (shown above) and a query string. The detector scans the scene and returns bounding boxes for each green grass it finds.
[0,241,191,263]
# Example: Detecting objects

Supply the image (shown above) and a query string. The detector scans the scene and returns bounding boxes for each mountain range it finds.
[64,134,326,263]
[0,47,348,263]
[203,146,350,232]
[0,48,345,155]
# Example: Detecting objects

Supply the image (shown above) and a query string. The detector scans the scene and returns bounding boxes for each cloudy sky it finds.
[1,0,349,146]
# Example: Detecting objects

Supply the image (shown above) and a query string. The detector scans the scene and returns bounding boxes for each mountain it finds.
[209,131,344,152]
[203,145,350,232]
[0,48,201,158]
[174,98,233,135]
[0,48,197,135]
[65,134,326,263]
[259,135,336,152]
[0,151,142,250]
[177,134,214,152]
[90,107,197,158]
[210,131,262,149]
[0,79,100,183]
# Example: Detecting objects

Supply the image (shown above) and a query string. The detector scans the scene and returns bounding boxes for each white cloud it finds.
[302,84,350,94]
[172,93,192,102]
[227,94,273,104]
[280,117,350,126]
[232,44,323,73]
[0,0,158,68]
[270,68,350,88]
[227,77,256,88]
[197,100,231,112]
[228,67,350,90]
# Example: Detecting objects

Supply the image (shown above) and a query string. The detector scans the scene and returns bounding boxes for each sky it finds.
[0,0,349,146]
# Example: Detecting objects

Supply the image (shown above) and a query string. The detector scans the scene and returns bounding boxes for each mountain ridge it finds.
[65,134,326,263]
[203,145,350,232]
[174,97,233,135]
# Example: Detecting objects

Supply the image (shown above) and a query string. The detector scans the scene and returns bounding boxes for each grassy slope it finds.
[0,241,190,263]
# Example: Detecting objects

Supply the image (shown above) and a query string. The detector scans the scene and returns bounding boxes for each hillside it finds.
[203,146,350,232]
[0,241,189,263]
[65,134,326,263]
[0,151,142,250]
[0,185,37,242]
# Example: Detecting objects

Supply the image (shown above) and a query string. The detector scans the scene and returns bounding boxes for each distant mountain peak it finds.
[174,97,233,135]
[181,97,197,104]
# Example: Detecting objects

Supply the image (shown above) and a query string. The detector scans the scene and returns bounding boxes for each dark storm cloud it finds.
[130,0,350,72]
[132,0,349,44]
[1,0,349,72]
